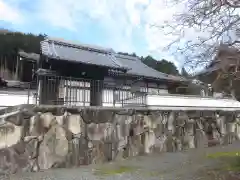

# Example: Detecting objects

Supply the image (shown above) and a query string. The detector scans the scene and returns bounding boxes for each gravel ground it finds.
[6,143,240,180]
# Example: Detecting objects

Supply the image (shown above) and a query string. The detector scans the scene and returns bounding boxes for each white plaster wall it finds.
[0,93,35,106]
[3,89,240,111]
[147,95,240,110]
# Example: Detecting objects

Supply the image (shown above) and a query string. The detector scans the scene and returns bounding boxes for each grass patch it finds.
[141,170,163,177]
[224,158,240,172]
[206,151,240,159]
[94,165,137,176]
[206,151,240,172]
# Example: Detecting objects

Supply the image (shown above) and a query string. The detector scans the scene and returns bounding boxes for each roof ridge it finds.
[108,52,131,70]
[40,39,129,71]
[44,37,114,54]
[115,53,140,61]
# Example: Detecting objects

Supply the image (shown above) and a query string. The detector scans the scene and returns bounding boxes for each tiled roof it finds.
[40,37,187,82]
[18,50,40,61]
[115,54,186,82]
[40,38,128,71]
[45,37,114,53]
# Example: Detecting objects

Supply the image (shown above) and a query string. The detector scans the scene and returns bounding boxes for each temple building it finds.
[196,45,240,100]
[36,37,188,106]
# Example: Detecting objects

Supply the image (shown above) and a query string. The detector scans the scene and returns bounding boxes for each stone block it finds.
[155,134,167,152]
[29,113,45,136]
[87,123,110,141]
[66,114,82,135]
[195,129,208,148]
[40,112,56,129]
[38,124,68,170]
[0,144,29,175]
[0,122,23,149]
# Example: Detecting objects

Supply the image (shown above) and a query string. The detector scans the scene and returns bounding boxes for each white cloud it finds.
[143,1,184,51]
[35,0,137,51]
[35,0,160,54]
[36,0,84,31]
[1,0,186,66]
[0,0,24,23]
[125,0,149,27]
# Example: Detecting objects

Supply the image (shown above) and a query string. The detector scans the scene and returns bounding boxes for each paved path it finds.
[7,143,240,180]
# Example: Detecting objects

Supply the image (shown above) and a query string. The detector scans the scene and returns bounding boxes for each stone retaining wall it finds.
[0,105,239,175]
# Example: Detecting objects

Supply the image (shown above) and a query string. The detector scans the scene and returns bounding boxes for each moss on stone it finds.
[94,165,137,176]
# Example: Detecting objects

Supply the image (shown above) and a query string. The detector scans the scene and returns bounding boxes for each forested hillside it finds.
[0,31,180,76]
[0,31,45,55]
[142,56,179,75]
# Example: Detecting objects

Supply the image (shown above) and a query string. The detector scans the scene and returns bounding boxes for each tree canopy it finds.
[142,56,179,75]
[0,32,45,55]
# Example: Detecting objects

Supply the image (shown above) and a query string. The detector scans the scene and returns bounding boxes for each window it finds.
[60,80,90,105]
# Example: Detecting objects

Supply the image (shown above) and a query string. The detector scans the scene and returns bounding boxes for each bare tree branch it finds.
[160,0,240,68]
[159,0,240,98]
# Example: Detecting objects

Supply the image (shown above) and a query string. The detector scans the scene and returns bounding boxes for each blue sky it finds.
[0,0,185,68]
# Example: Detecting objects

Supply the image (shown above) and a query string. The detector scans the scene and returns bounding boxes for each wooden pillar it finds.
[90,80,103,106]
[38,73,59,105]
[37,56,59,105]
[37,55,59,105]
